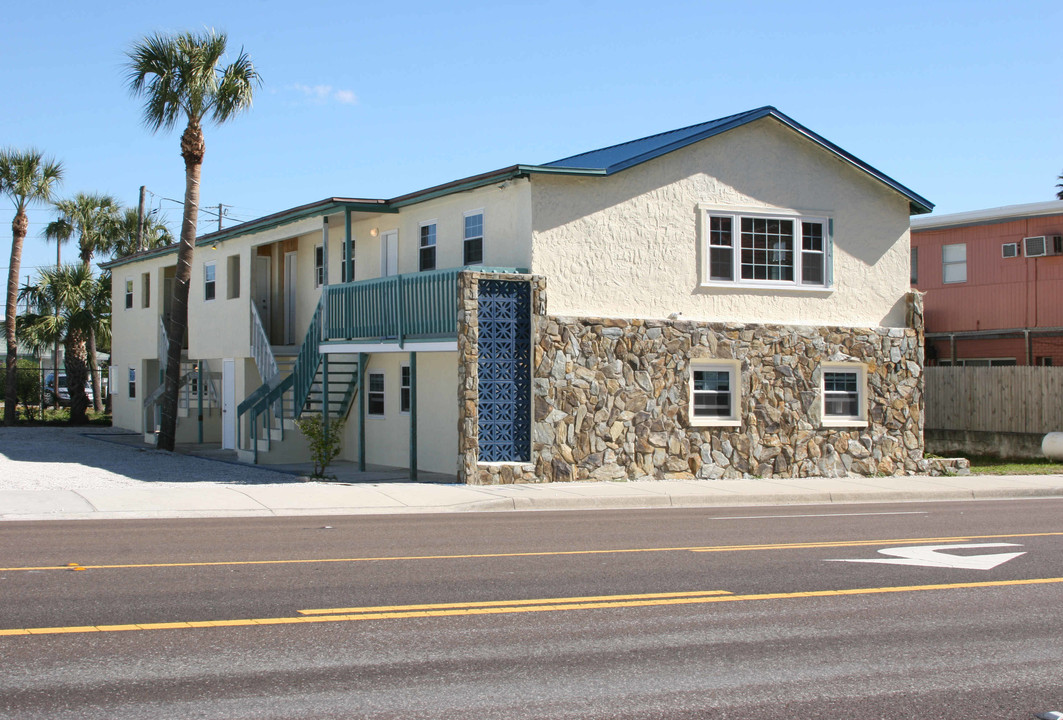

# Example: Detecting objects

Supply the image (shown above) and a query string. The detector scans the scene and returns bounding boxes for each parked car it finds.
[44,373,94,407]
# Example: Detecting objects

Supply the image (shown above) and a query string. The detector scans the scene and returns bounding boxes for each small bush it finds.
[295,414,345,480]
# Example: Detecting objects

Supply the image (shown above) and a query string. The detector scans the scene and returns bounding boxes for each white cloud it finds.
[290,84,358,106]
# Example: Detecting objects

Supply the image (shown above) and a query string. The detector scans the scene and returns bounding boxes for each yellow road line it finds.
[298,590,733,615]
[3,531,1062,573]
[2,578,1061,637]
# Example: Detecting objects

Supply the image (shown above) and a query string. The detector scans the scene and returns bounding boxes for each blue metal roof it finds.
[539,106,933,215]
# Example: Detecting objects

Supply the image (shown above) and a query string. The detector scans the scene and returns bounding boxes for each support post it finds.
[358,352,367,471]
[197,362,203,444]
[322,354,329,435]
[949,334,956,366]
[344,208,353,282]
[321,216,330,339]
[1025,329,1032,366]
[409,352,417,482]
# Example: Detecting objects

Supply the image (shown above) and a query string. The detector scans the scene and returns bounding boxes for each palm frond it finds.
[0,148,65,211]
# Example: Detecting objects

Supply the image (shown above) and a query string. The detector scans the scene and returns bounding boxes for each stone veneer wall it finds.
[458,275,940,484]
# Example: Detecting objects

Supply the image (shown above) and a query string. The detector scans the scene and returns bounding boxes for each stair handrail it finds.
[292,296,325,418]
[249,301,279,383]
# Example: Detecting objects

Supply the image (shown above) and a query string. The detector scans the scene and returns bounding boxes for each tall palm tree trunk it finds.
[4,211,28,425]
[87,328,103,412]
[65,329,89,425]
[158,121,204,452]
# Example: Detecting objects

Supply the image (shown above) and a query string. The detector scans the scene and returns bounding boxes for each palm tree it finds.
[45,193,122,410]
[125,29,260,451]
[1056,172,1062,201]
[0,148,64,425]
[18,264,106,424]
[111,207,174,259]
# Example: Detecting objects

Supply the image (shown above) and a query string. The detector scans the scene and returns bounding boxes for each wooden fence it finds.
[925,366,1063,433]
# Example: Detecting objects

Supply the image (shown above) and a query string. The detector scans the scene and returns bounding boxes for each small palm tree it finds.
[18,264,105,424]
[1056,171,1062,201]
[111,207,174,259]
[0,148,64,425]
[45,193,123,410]
[125,29,260,451]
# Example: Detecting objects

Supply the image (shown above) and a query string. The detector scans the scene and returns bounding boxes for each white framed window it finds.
[341,236,355,282]
[700,207,831,289]
[942,243,966,284]
[820,363,867,427]
[204,262,216,301]
[367,370,385,417]
[400,364,411,414]
[128,367,136,400]
[689,359,741,426]
[419,222,437,272]
[463,210,484,266]
[314,245,324,288]
[124,278,134,309]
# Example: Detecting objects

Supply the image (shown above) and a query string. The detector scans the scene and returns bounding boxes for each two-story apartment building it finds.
[911,200,1063,367]
[104,107,937,483]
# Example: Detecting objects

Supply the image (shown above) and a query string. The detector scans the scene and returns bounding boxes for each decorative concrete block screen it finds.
[476,279,532,462]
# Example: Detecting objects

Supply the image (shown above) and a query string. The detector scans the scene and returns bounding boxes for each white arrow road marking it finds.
[826,543,1026,570]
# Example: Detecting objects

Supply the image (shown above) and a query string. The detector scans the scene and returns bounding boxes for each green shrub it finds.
[15,359,42,421]
[295,414,345,480]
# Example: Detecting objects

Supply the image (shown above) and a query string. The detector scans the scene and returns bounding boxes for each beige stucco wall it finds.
[344,350,458,475]
[529,117,913,328]
[340,180,533,282]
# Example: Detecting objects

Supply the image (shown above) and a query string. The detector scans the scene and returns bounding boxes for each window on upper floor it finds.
[314,245,324,288]
[204,262,216,301]
[942,243,966,284]
[821,363,867,427]
[700,209,831,289]
[910,247,918,284]
[125,278,133,309]
[464,211,484,266]
[688,359,741,427]
[141,273,151,308]
[419,222,437,272]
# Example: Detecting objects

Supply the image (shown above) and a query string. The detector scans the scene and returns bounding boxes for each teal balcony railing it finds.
[323,266,521,346]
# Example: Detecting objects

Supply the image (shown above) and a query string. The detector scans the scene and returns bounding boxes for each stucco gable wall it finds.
[529,118,912,328]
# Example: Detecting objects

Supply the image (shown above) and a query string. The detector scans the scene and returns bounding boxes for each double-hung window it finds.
[314,245,324,287]
[821,363,867,427]
[463,211,484,266]
[689,360,740,426]
[419,222,437,272]
[702,208,831,289]
[204,263,216,301]
[125,278,134,309]
[942,243,966,284]
[367,371,385,417]
[400,364,411,413]
[341,236,355,282]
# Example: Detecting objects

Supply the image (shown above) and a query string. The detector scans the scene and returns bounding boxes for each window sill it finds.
[699,281,834,295]
[820,418,868,429]
[690,417,741,428]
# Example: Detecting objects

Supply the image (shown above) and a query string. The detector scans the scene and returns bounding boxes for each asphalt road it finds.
[1,498,1061,719]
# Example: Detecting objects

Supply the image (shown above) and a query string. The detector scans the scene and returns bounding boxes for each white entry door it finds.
[381,230,398,277]
[222,358,236,449]
[284,252,297,345]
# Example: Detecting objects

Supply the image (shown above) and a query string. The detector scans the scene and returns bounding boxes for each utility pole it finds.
[136,185,146,252]
[217,203,225,232]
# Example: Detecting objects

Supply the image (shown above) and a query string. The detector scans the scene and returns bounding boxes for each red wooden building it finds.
[910,200,1063,366]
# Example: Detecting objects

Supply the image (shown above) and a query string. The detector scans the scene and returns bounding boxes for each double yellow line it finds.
[3,579,1062,637]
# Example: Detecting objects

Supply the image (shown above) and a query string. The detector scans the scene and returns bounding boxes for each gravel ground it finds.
[0,426,303,491]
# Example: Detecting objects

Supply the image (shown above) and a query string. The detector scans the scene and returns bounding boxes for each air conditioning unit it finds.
[1023,235,1063,257]
[1001,242,1019,258]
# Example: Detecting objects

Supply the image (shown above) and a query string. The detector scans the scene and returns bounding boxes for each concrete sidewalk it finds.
[3,472,1063,522]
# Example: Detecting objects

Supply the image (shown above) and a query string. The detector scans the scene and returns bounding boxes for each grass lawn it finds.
[966,456,1063,475]
[15,407,111,426]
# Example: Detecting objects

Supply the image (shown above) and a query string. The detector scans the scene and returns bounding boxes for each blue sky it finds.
[2,0,1061,306]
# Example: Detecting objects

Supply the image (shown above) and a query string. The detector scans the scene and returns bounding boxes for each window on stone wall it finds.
[700,207,832,289]
[689,359,741,427]
[821,362,867,427]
